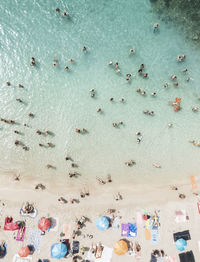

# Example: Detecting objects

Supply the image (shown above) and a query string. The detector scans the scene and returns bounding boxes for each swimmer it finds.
[53,60,58,66]
[69,58,74,63]
[119,98,125,102]
[6,82,11,86]
[89,88,95,92]
[182,68,188,73]
[29,112,34,117]
[46,164,52,169]
[129,48,135,54]
[112,123,117,127]
[82,46,88,51]
[126,73,132,78]
[39,144,43,147]
[108,61,113,65]
[141,91,146,96]
[19,84,24,88]
[119,121,123,125]
[143,73,148,78]
[110,97,114,101]
[91,93,95,97]
[47,142,52,147]
[23,146,28,151]
[62,11,69,16]
[16,98,22,103]
[137,137,142,144]
[192,106,199,111]
[76,128,81,133]
[140,64,145,69]
[138,68,143,74]
[153,23,159,33]
[30,57,36,66]
[136,131,141,136]
[136,88,142,93]
[15,140,20,146]
[115,62,119,68]
[164,83,169,88]
[153,163,161,168]
[36,130,42,135]
[149,111,154,116]
[168,123,173,128]
[116,68,120,73]
[64,66,69,71]
[151,92,156,96]
[173,82,178,86]
[55,8,60,12]
[82,128,87,133]
[45,130,49,136]
[97,108,101,112]
[171,75,177,80]
[14,130,19,134]
[143,109,149,114]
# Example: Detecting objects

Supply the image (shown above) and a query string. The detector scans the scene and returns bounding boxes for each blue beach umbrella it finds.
[96,216,110,231]
[51,243,67,259]
[175,238,187,251]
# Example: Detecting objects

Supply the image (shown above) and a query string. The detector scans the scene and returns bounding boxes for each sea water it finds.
[0,0,200,186]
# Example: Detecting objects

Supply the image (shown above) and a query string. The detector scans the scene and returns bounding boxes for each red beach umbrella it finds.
[38,217,51,231]
[18,246,30,257]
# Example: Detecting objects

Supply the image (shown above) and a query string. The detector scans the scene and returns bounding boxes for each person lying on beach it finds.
[179,194,186,199]
[170,185,178,190]
[96,177,105,184]
[153,163,161,168]
[35,183,46,190]
[125,160,135,166]
[22,202,34,214]
[106,174,112,183]
[58,197,67,204]
[76,216,86,229]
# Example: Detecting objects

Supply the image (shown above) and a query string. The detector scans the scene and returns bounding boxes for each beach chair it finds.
[121,223,129,237]
[72,241,79,254]
[179,251,195,262]
[173,230,191,241]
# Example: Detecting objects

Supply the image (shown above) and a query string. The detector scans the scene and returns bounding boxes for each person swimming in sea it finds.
[30,57,36,66]
[153,23,159,33]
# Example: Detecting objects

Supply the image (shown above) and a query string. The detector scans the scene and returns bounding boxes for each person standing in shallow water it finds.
[153,23,159,33]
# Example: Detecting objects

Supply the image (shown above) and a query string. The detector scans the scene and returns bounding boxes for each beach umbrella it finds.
[113,240,128,255]
[18,246,30,257]
[175,238,187,251]
[38,217,51,231]
[51,243,67,259]
[96,216,110,231]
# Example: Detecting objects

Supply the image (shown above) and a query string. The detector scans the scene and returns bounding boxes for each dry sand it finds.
[0,173,200,262]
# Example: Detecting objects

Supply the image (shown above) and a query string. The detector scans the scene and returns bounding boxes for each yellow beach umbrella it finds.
[113,240,128,255]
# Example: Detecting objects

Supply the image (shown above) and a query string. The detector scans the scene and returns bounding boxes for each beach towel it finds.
[63,224,71,239]
[190,175,197,189]
[16,227,26,241]
[175,210,187,223]
[145,228,151,240]
[12,254,32,262]
[49,217,59,232]
[112,217,120,231]
[121,223,129,237]
[136,212,143,227]
[151,227,158,243]
[28,228,42,252]
[128,223,137,237]
[179,251,195,262]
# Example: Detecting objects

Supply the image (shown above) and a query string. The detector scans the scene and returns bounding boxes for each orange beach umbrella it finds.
[113,240,128,255]
[38,217,51,231]
[18,246,30,257]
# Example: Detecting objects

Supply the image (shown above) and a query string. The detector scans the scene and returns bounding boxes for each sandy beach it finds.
[0,173,200,261]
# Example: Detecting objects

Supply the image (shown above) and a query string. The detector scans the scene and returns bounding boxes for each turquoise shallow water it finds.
[0,0,200,185]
